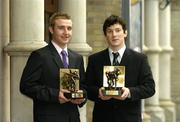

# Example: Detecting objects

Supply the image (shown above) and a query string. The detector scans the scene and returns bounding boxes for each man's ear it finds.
[49,26,53,34]
[124,30,128,37]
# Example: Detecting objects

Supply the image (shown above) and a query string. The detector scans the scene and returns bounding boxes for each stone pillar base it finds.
[86,100,94,122]
[160,100,176,122]
[145,106,165,122]
[143,113,151,122]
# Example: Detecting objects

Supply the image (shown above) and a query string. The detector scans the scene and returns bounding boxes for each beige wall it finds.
[171,0,180,122]
[87,0,122,54]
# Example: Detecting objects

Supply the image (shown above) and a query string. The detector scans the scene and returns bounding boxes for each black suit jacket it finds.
[85,48,155,122]
[20,42,86,122]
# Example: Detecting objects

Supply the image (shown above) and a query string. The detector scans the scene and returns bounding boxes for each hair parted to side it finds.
[49,12,71,28]
[103,15,127,36]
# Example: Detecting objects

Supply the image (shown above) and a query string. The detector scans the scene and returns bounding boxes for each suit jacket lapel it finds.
[48,42,64,68]
[103,49,111,65]
[68,50,76,68]
[120,48,130,66]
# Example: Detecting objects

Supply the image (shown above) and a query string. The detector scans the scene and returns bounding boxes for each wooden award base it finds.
[64,90,85,99]
[102,87,122,96]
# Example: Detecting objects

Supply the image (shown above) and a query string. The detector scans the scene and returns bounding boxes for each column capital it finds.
[143,45,149,52]
[4,41,47,56]
[144,46,162,54]
[160,100,175,107]
[68,42,92,56]
[160,46,173,53]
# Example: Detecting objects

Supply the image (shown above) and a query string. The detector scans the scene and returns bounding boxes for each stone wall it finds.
[87,0,122,54]
[171,0,180,122]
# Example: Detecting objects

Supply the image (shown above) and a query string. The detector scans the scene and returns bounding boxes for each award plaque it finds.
[102,66,125,96]
[60,68,84,99]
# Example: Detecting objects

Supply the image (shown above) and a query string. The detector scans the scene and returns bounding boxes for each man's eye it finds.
[115,29,121,32]
[67,27,72,31]
[107,30,112,33]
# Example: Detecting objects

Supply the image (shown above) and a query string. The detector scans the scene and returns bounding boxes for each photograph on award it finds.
[59,68,80,92]
[103,66,125,89]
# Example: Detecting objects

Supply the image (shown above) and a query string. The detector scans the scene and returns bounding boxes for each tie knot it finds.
[61,50,68,68]
[112,52,119,59]
[61,50,67,56]
[112,52,119,66]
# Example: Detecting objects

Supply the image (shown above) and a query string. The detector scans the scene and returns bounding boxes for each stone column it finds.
[159,3,176,122]
[59,0,92,55]
[58,0,92,122]
[144,0,165,122]
[4,0,46,122]
[0,0,10,122]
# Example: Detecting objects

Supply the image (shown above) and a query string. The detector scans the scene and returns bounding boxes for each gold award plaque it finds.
[60,68,84,99]
[102,66,125,96]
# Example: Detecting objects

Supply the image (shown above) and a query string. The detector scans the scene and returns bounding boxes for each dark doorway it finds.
[44,0,58,42]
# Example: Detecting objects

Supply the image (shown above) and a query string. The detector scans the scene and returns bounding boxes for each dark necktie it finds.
[61,50,68,68]
[112,52,119,66]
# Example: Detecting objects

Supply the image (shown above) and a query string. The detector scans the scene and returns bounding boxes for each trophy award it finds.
[60,68,84,99]
[102,66,125,96]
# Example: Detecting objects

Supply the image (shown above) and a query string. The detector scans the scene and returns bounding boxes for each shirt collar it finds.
[52,40,68,55]
[108,45,126,58]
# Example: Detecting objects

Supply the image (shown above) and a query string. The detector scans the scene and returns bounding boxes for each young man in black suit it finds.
[20,12,86,122]
[85,15,155,122]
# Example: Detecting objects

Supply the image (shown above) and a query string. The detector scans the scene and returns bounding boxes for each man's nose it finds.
[112,30,117,36]
[64,28,69,34]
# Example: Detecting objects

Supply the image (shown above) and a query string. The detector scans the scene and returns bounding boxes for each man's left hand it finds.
[113,87,130,100]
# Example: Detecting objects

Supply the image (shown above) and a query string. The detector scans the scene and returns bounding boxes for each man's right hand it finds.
[98,87,112,100]
[58,89,70,104]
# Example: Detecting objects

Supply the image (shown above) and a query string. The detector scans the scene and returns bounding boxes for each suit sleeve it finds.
[85,56,101,102]
[78,55,87,107]
[20,51,59,103]
[129,55,155,101]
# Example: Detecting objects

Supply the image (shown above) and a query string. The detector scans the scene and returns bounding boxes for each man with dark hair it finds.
[85,15,155,122]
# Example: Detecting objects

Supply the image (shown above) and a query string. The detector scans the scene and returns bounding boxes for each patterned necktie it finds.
[61,50,68,68]
[112,52,119,66]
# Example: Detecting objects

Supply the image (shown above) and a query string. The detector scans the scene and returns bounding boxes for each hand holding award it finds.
[60,69,84,99]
